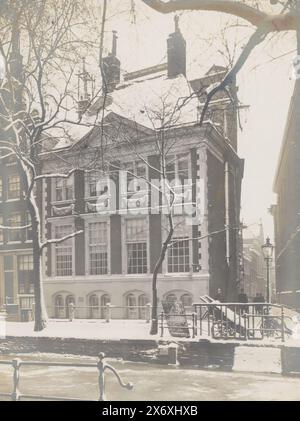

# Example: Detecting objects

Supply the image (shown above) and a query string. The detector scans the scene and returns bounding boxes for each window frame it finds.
[7,212,22,243]
[85,218,110,276]
[7,174,21,201]
[85,171,110,200]
[123,216,149,275]
[17,254,34,295]
[164,215,192,275]
[52,222,75,277]
[52,176,74,203]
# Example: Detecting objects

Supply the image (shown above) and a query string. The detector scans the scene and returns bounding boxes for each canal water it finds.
[1,353,300,401]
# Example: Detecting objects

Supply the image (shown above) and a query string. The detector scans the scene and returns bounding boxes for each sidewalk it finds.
[5,319,160,341]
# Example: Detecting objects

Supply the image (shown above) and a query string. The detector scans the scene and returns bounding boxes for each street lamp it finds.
[261,237,274,303]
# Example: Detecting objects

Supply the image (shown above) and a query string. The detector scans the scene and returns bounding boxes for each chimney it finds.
[102,31,121,93]
[167,15,186,78]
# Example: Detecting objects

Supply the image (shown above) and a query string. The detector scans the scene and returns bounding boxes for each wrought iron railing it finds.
[193,303,287,342]
[159,312,198,338]
[0,353,133,401]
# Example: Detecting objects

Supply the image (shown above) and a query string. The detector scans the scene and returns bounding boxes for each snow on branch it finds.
[142,0,300,32]
[34,168,77,181]
[40,230,83,250]
[0,224,32,231]
[168,225,241,248]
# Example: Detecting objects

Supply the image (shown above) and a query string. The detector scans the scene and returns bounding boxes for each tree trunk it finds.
[150,213,174,335]
[29,201,48,331]
[150,267,159,335]
[32,237,47,331]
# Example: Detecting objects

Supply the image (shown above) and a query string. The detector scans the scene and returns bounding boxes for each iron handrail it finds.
[0,353,133,401]
[192,302,286,342]
[160,312,198,338]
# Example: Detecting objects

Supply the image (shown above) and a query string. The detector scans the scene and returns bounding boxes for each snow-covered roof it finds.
[105,73,199,130]
[45,63,228,151]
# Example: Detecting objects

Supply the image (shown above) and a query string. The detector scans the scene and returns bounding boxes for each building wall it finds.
[0,160,34,320]
[273,81,300,309]
[41,128,243,317]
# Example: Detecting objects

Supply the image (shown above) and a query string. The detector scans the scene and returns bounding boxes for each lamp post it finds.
[261,237,274,303]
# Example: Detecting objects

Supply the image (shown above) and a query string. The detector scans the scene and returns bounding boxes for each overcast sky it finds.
[99,1,297,241]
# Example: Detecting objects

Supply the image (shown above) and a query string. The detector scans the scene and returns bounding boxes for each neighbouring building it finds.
[39,20,244,319]
[241,224,266,301]
[272,79,300,310]
[0,35,35,321]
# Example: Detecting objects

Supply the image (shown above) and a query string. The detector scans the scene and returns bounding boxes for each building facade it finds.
[241,225,265,300]
[0,34,35,322]
[272,80,300,310]
[39,23,244,319]
[0,157,35,321]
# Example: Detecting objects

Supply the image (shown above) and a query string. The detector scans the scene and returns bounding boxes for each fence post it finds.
[31,302,35,321]
[281,305,285,343]
[106,303,111,323]
[12,359,21,401]
[193,312,197,338]
[97,353,106,401]
[68,303,75,322]
[146,303,151,323]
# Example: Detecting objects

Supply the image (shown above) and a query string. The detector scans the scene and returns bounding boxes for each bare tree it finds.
[141,0,300,118]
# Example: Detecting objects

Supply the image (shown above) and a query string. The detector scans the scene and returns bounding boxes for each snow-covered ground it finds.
[4,319,300,348]
[5,319,160,341]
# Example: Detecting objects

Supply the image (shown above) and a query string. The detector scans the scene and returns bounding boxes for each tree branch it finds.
[142,0,300,31]
[40,230,83,250]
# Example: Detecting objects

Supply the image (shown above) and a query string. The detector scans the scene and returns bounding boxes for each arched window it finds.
[138,294,149,319]
[101,294,110,319]
[89,294,99,319]
[166,294,177,304]
[54,295,64,319]
[65,295,75,319]
[126,293,137,319]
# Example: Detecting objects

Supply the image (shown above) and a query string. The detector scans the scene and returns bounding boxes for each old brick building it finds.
[39,23,244,319]
[0,36,34,321]
[272,79,300,309]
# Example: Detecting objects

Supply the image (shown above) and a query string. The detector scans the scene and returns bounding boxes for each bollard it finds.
[168,343,179,366]
[146,303,151,323]
[68,303,75,322]
[31,303,35,321]
[12,359,21,401]
[106,303,111,323]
